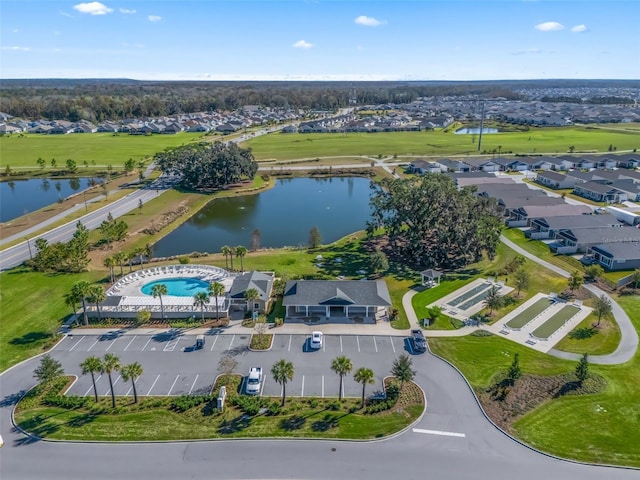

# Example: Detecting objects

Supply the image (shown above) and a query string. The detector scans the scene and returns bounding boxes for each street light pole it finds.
[25,237,33,260]
[83,191,88,212]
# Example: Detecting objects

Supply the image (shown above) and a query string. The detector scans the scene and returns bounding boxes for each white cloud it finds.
[148,15,162,22]
[119,8,136,14]
[534,21,564,31]
[571,24,587,33]
[60,11,73,17]
[292,39,314,49]
[73,2,114,15]
[354,15,385,27]
[1,46,31,51]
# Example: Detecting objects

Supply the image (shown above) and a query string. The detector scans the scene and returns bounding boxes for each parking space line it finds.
[407,340,414,355]
[123,336,137,351]
[390,336,396,353]
[188,374,199,395]
[228,334,235,350]
[83,375,101,396]
[87,337,100,352]
[373,337,378,353]
[301,375,305,397]
[322,376,324,397]
[69,336,85,351]
[323,338,326,352]
[356,336,360,353]
[412,428,466,438]
[104,375,121,396]
[146,375,160,395]
[340,336,343,353]
[125,386,132,396]
[260,377,266,396]
[163,337,180,352]
[209,334,219,351]
[105,338,118,352]
[167,374,180,395]
[288,335,292,352]
[142,337,153,351]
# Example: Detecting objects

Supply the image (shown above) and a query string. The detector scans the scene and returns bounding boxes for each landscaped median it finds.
[14,375,425,442]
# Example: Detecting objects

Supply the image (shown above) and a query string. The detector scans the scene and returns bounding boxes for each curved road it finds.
[0,340,637,480]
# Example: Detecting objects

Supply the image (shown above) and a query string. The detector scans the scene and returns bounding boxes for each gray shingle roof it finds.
[562,226,640,244]
[591,242,640,260]
[229,271,274,301]
[537,215,622,229]
[282,280,392,307]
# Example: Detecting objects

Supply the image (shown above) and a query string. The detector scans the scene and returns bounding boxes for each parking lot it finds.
[55,332,417,400]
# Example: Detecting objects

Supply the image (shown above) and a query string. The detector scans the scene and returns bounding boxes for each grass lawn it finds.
[506,298,553,329]
[553,313,621,355]
[531,305,580,339]
[412,279,471,329]
[15,377,424,441]
[0,132,205,169]
[241,127,640,161]
[0,268,104,371]
[429,295,640,467]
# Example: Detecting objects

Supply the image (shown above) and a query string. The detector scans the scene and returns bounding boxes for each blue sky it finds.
[1,0,638,80]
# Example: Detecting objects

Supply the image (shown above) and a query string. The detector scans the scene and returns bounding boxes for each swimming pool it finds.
[141,278,210,297]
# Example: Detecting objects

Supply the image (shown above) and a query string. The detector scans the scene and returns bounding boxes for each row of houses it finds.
[449,172,640,272]
[536,168,640,203]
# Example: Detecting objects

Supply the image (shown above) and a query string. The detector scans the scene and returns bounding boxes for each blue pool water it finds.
[141,278,210,297]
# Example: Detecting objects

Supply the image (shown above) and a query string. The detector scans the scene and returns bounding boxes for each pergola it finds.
[421,269,442,286]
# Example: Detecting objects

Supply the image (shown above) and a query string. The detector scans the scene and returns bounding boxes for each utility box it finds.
[217,386,227,412]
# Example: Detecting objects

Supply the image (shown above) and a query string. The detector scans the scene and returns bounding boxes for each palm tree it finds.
[87,284,106,322]
[391,354,415,390]
[126,251,134,273]
[101,353,121,408]
[484,285,503,316]
[244,287,260,314]
[71,281,92,325]
[133,247,144,270]
[353,367,375,409]
[271,359,294,406]
[113,251,127,277]
[120,362,143,403]
[209,281,226,320]
[64,291,80,318]
[151,283,168,320]
[331,356,353,401]
[229,246,236,271]
[235,245,248,272]
[221,245,231,270]
[80,356,103,402]
[103,256,116,283]
[594,294,613,327]
[193,291,210,322]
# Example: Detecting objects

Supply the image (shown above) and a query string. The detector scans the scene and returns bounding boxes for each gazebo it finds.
[421,269,442,286]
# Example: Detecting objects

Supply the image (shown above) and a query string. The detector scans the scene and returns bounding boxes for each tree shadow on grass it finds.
[280,415,307,431]
[554,380,582,398]
[311,413,341,432]
[218,414,252,434]
[9,331,52,346]
[569,327,598,340]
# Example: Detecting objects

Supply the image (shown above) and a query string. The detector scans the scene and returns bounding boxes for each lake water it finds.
[152,177,373,257]
[454,127,499,135]
[0,177,97,223]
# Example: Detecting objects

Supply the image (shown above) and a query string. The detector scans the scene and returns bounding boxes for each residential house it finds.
[282,280,391,322]
[228,271,274,313]
[519,156,554,171]
[611,179,640,202]
[552,226,640,254]
[573,182,628,204]
[408,159,441,174]
[586,242,640,271]
[535,171,579,189]
[545,157,575,171]
[527,214,623,240]
[507,203,592,227]
[616,154,640,169]
[493,157,529,172]
[460,157,501,172]
[433,158,471,173]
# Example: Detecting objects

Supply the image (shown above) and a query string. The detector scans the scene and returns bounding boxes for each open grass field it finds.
[506,298,554,329]
[0,132,205,168]
[241,126,640,161]
[429,295,640,468]
[553,313,621,355]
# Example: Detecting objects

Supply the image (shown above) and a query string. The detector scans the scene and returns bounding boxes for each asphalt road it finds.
[0,333,637,480]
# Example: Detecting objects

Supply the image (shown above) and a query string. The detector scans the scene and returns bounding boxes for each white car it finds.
[310,331,323,349]
[246,367,263,395]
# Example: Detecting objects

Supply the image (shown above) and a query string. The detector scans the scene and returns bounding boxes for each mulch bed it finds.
[477,373,606,433]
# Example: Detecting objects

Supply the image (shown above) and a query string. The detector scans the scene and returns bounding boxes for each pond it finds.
[0,177,99,223]
[454,127,499,135]
[152,177,373,257]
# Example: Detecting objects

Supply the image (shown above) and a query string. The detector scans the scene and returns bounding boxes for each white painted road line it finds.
[340,336,343,353]
[83,375,101,396]
[228,334,235,350]
[412,428,466,438]
[390,336,396,353]
[356,336,360,353]
[288,334,292,352]
[188,374,199,395]
[146,375,160,395]
[164,338,180,352]
[167,374,180,395]
[105,338,118,351]
[142,337,153,351]
[87,337,100,352]
[321,376,324,397]
[69,336,85,351]
[123,336,136,351]
[209,334,219,351]
[301,375,305,397]
[125,385,132,396]
[104,375,121,396]
[373,336,378,353]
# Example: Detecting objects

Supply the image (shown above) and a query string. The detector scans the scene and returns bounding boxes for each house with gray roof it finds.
[228,271,274,313]
[535,171,579,189]
[408,159,441,174]
[508,204,593,226]
[611,179,640,202]
[545,157,575,171]
[586,242,640,271]
[282,280,391,323]
[551,226,640,254]
[573,181,628,204]
[433,158,471,173]
[527,214,623,240]
[616,154,640,169]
